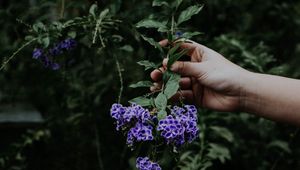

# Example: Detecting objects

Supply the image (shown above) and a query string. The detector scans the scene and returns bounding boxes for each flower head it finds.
[32,48,43,59]
[110,103,154,146]
[127,122,154,146]
[157,105,199,146]
[59,38,77,50]
[175,31,183,38]
[136,157,161,170]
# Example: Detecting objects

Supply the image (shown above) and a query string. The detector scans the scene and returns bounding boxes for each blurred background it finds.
[0,0,300,170]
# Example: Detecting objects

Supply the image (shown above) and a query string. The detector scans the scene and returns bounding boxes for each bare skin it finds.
[150,40,300,126]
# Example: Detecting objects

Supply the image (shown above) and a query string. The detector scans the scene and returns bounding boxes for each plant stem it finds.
[0,38,37,71]
[171,14,175,35]
[60,0,65,19]
[115,56,123,103]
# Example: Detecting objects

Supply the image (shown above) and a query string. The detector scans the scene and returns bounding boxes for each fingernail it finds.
[163,59,168,67]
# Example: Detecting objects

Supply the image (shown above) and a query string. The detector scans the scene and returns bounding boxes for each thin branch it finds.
[115,56,123,103]
[60,0,65,19]
[1,38,37,71]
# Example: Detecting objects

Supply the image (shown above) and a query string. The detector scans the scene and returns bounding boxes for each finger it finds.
[159,39,169,47]
[150,67,165,81]
[179,77,192,90]
[170,90,194,103]
[163,59,206,77]
[150,82,162,92]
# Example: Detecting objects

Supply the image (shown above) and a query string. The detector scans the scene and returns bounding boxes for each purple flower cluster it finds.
[157,105,199,146]
[32,38,77,70]
[110,103,154,146]
[175,31,183,38]
[136,157,161,170]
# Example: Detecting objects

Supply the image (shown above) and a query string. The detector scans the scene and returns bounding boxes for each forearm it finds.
[242,72,300,125]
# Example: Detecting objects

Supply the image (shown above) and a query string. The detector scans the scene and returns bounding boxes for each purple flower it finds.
[32,48,43,59]
[127,122,153,146]
[157,105,199,146]
[49,46,62,56]
[110,103,154,146]
[110,104,126,130]
[51,62,60,70]
[136,157,161,170]
[175,31,183,38]
[40,55,51,68]
[157,115,185,146]
[59,38,77,50]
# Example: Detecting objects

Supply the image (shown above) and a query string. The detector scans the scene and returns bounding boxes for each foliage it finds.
[0,0,300,170]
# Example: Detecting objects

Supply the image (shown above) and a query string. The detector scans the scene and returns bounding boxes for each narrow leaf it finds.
[177,5,203,25]
[182,32,203,39]
[172,0,183,9]
[141,35,163,52]
[42,37,50,48]
[129,81,153,88]
[210,126,234,143]
[129,96,152,107]
[89,4,98,17]
[168,43,182,56]
[157,110,167,120]
[137,60,157,70]
[155,92,167,110]
[152,0,169,7]
[99,9,109,18]
[136,19,168,32]
[167,49,189,69]
[164,73,181,99]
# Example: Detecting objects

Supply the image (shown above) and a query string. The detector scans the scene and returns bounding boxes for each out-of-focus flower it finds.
[136,157,161,170]
[32,48,43,59]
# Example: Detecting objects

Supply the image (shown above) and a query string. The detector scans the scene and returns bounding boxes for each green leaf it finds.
[99,9,109,18]
[155,92,167,110]
[89,3,98,17]
[168,43,182,56]
[157,110,167,120]
[267,140,291,153]
[141,35,163,52]
[42,37,50,48]
[210,126,234,143]
[119,45,134,52]
[52,21,63,31]
[167,49,189,69]
[136,19,168,32]
[164,73,181,99]
[177,5,203,25]
[207,143,231,164]
[179,151,192,161]
[68,31,77,39]
[172,0,183,9]
[137,60,157,70]
[129,96,152,107]
[129,81,153,88]
[33,22,46,32]
[25,35,34,41]
[182,31,203,39]
[152,0,169,7]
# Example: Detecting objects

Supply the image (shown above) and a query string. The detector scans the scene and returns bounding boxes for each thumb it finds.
[163,59,206,77]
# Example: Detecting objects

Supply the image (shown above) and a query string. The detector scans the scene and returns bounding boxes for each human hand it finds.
[150,39,252,112]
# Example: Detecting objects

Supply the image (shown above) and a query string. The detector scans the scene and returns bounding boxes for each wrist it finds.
[239,70,259,112]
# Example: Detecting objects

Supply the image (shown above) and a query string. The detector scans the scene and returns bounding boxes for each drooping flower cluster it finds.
[32,38,77,70]
[157,105,199,147]
[136,157,161,170]
[110,103,154,146]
